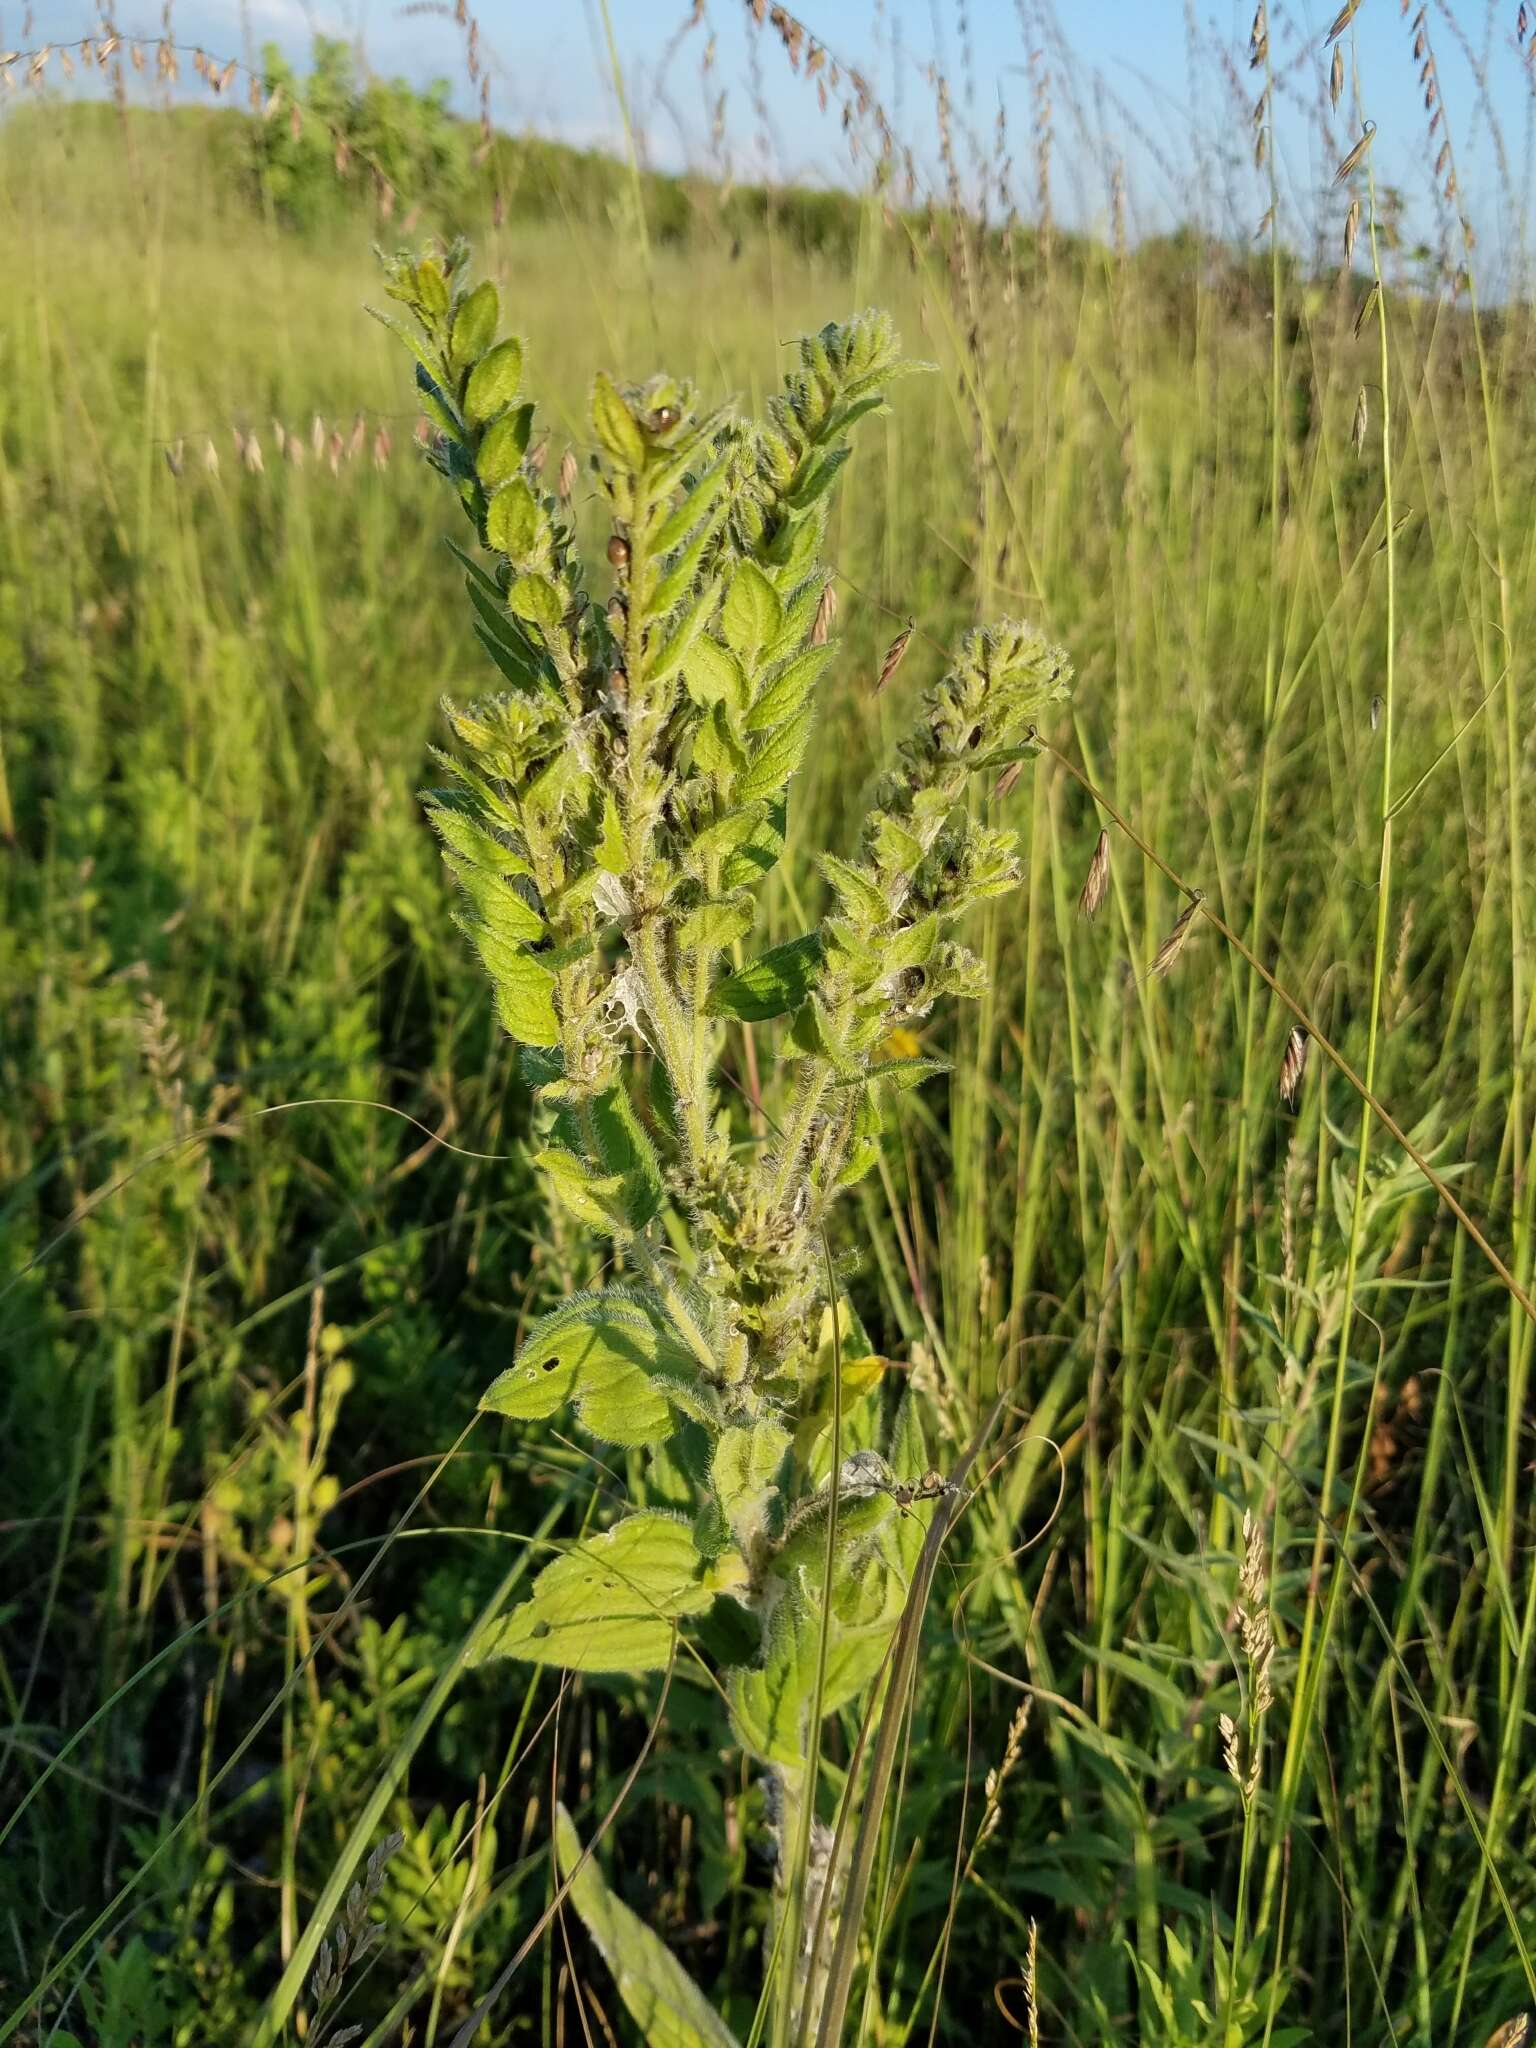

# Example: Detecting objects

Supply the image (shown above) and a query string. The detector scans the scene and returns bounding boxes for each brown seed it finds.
[1326,0,1360,39]
[1279,1026,1308,1106]
[1344,196,1361,264]
[558,447,579,503]
[607,534,631,571]
[1333,123,1375,186]
[1149,890,1204,980]
[1078,829,1111,920]
[1330,44,1344,110]
[874,617,915,695]
[810,581,839,646]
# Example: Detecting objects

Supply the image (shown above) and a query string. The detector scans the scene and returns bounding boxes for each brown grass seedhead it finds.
[1078,829,1111,920]
[811,579,839,647]
[1279,1025,1308,1106]
[1149,891,1203,979]
[1333,123,1375,186]
[874,617,915,694]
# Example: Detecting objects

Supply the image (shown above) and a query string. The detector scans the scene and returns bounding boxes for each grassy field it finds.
[3,22,1536,2046]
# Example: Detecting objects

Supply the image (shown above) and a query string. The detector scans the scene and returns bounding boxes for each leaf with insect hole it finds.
[553,1806,743,2045]
[481,1288,719,1444]
[470,1514,738,1673]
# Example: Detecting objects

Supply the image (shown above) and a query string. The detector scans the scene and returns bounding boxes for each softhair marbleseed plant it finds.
[376,238,1071,2043]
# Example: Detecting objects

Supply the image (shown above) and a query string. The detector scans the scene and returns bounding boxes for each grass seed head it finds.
[1279,1025,1308,1106]
[874,616,915,694]
[1150,891,1203,978]
[1078,828,1111,920]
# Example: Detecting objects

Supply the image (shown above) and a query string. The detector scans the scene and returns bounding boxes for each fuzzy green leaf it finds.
[818,852,888,928]
[592,371,646,469]
[465,337,524,424]
[480,943,558,1045]
[554,1808,744,2048]
[486,476,544,564]
[450,279,499,369]
[738,703,813,803]
[692,703,747,784]
[712,1419,789,1527]
[476,404,534,490]
[729,1575,899,1767]
[481,1289,715,1445]
[865,1054,951,1092]
[746,643,833,732]
[589,1082,664,1229]
[720,562,782,660]
[649,578,718,685]
[682,636,747,713]
[677,895,755,953]
[650,449,735,557]
[470,1515,726,1674]
[720,796,787,890]
[424,800,531,878]
[508,573,564,629]
[706,931,823,1020]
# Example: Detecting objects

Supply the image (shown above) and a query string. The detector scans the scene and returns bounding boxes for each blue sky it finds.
[37,0,1535,278]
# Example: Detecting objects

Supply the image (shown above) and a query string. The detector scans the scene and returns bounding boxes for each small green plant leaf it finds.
[720,561,782,660]
[476,405,534,490]
[683,636,748,713]
[553,1807,743,2047]
[588,1082,665,1229]
[424,799,531,878]
[712,1419,789,1530]
[738,704,813,803]
[706,932,823,1020]
[465,336,524,423]
[677,895,755,953]
[746,642,833,732]
[729,1577,898,1766]
[450,278,499,367]
[486,476,543,563]
[508,573,564,628]
[471,1515,732,1674]
[592,370,647,469]
[481,1289,715,1444]
[720,795,787,890]
[817,851,888,927]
